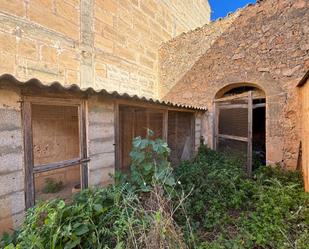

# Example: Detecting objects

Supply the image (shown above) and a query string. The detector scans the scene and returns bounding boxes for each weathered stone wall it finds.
[159,11,240,98]
[0,87,25,234]
[88,96,115,186]
[160,0,309,169]
[0,0,210,99]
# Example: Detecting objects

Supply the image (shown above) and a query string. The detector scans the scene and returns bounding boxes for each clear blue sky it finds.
[209,0,256,20]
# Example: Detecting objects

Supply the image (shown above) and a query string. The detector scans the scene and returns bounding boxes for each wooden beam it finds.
[114,102,120,170]
[215,91,265,103]
[22,100,35,208]
[80,100,89,189]
[217,134,248,142]
[253,103,266,109]
[33,158,90,173]
[218,104,248,109]
[247,91,253,177]
[23,96,82,106]
[163,110,168,142]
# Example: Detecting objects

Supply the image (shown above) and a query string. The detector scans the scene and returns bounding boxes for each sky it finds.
[209,0,256,20]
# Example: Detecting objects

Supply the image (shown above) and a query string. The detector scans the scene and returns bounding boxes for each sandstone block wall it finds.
[0,0,210,99]
[0,87,25,234]
[160,0,309,169]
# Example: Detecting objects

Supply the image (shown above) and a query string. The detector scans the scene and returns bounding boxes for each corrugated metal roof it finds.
[0,74,207,111]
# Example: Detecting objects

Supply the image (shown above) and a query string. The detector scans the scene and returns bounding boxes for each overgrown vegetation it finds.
[174,146,309,248]
[1,133,308,249]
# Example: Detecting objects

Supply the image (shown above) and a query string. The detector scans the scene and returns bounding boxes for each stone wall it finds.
[160,0,309,169]
[0,0,210,99]
[0,87,25,234]
[159,11,240,98]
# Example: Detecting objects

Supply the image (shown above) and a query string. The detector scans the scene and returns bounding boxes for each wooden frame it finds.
[22,96,89,208]
[214,91,254,177]
[115,102,197,170]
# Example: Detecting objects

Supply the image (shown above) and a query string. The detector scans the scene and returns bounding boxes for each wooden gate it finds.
[214,92,253,176]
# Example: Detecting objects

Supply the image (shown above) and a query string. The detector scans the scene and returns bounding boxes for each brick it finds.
[41,46,58,64]
[29,6,79,40]
[0,0,25,17]
[89,165,114,186]
[0,191,25,219]
[94,8,114,27]
[30,0,53,9]
[0,52,15,74]
[18,39,37,60]
[0,171,24,196]
[115,45,136,62]
[0,33,16,55]
[0,212,24,235]
[96,0,118,14]
[55,0,79,25]
[59,50,79,70]
[66,69,80,84]
[94,34,114,53]
[95,62,107,78]
[88,153,115,171]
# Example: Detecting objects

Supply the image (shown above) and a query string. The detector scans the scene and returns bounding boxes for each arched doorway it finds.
[214,85,266,176]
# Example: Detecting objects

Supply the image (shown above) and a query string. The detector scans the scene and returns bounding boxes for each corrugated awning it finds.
[0,74,207,111]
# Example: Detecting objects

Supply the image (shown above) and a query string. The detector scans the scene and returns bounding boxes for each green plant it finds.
[174,145,309,249]
[42,178,63,194]
[129,129,175,191]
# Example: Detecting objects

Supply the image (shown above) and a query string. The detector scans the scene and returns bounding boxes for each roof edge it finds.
[0,74,207,111]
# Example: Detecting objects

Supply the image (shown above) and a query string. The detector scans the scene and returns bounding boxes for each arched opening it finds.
[214,84,266,174]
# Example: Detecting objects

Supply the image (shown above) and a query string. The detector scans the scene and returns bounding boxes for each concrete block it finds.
[0,171,24,196]
[89,166,114,186]
[0,191,25,219]
[0,152,24,174]
[88,152,115,171]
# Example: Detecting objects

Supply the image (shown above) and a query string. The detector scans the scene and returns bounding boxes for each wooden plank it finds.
[218,104,248,109]
[247,91,253,177]
[114,102,120,170]
[191,112,196,155]
[163,110,168,142]
[253,103,266,109]
[33,158,90,173]
[215,91,265,103]
[80,100,89,189]
[23,96,82,106]
[218,134,248,142]
[213,102,219,150]
[22,100,35,208]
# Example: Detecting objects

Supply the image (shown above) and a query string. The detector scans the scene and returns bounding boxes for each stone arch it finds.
[207,76,286,167]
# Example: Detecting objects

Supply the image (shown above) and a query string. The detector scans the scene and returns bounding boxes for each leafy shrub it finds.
[1,131,185,249]
[129,129,175,191]
[174,145,309,249]
[1,140,308,249]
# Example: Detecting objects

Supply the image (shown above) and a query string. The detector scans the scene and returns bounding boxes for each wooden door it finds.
[214,92,253,176]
